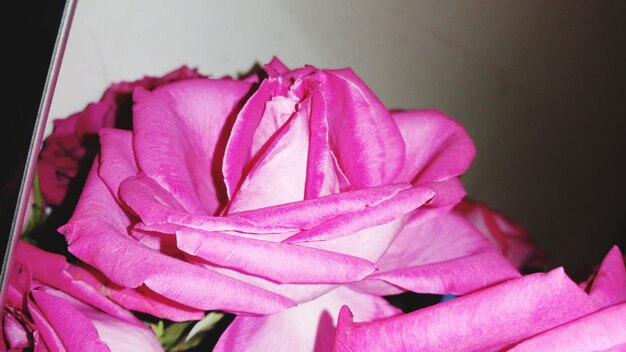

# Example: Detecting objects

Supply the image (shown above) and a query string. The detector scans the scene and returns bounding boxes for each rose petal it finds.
[335,268,597,352]
[227,97,310,213]
[66,264,204,322]
[3,314,30,349]
[322,69,405,188]
[43,288,163,352]
[132,78,252,215]
[31,290,110,352]
[60,162,294,315]
[393,109,475,185]
[14,241,142,326]
[98,128,138,196]
[286,185,434,243]
[229,183,411,229]
[510,302,626,352]
[215,287,400,352]
[356,211,520,296]
[175,225,376,284]
[588,246,626,309]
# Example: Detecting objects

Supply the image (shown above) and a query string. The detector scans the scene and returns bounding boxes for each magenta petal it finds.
[118,174,282,234]
[222,79,279,198]
[14,241,142,327]
[588,246,626,309]
[43,289,163,352]
[98,128,138,196]
[286,185,434,243]
[229,183,411,230]
[215,287,400,352]
[265,56,290,77]
[393,109,475,185]
[31,290,110,352]
[61,162,294,315]
[66,264,204,322]
[3,314,30,349]
[323,69,405,188]
[358,211,520,295]
[175,226,375,284]
[132,78,252,215]
[511,302,626,351]
[334,268,596,352]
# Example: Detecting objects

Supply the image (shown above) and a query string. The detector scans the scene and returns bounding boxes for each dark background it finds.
[0,1,67,270]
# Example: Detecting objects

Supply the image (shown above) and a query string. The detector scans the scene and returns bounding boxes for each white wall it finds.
[49,0,626,273]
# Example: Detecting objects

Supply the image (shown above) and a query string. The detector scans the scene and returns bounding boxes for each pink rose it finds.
[1,241,162,351]
[38,67,202,206]
[60,58,518,349]
[455,198,546,270]
[334,246,626,351]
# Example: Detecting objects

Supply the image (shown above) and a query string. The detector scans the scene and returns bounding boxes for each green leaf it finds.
[159,312,225,351]
[22,171,46,242]
[147,320,165,339]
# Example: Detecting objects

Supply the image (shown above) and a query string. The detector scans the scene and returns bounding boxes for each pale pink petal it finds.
[227,99,310,213]
[30,290,110,352]
[588,246,626,309]
[60,162,294,315]
[175,225,375,284]
[510,302,626,352]
[215,287,400,352]
[355,211,520,296]
[393,109,475,185]
[334,268,596,352]
[132,78,252,215]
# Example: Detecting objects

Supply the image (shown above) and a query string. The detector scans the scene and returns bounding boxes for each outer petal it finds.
[43,289,163,352]
[175,226,376,284]
[334,268,596,352]
[98,128,138,197]
[392,109,475,185]
[354,211,520,296]
[286,185,434,243]
[132,78,252,215]
[456,198,544,269]
[587,246,626,309]
[60,162,294,315]
[322,69,405,188]
[66,264,204,322]
[14,241,142,327]
[30,290,110,352]
[215,287,400,352]
[510,302,626,352]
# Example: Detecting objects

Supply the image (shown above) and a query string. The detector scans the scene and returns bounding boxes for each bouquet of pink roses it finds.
[4,58,624,351]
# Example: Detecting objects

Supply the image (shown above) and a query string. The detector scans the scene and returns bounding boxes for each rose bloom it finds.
[335,246,626,351]
[59,58,519,350]
[455,198,546,270]
[38,67,202,206]
[1,241,162,351]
